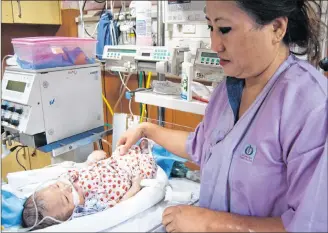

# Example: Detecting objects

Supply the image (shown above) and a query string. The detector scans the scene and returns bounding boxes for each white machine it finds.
[102,45,138,72]
[102,45,186,75]
[135,46,184,74]
[1,64,104,149]
[194,48,225,83]
[164,0,206,24]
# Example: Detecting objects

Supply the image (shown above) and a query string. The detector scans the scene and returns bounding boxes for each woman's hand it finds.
[117,122,191,159]
[116,123,146,155]
[162,205,213,232]
[162,205,286,232]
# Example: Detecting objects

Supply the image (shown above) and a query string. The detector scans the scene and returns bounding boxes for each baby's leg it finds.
[120,177,142,201]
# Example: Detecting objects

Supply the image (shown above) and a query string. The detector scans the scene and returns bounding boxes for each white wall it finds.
[164,24,211,49]
[77,7,211,50]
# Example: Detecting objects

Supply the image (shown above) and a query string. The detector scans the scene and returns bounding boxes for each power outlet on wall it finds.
[182,25,196,34]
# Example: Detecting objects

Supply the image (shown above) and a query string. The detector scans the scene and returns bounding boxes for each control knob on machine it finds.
[3,117,10,123]
[1,104,8,110]
[10,119,19,127]
[15,108,23,114]
[7,106,15,112]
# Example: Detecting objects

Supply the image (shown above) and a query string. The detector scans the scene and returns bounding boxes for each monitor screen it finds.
[142,53,151,57]
[6,80,26,93]
[168,0,191,4]
[201,52,218,58]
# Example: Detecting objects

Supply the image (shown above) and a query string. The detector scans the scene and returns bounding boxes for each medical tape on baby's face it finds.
[70,184,80,207]
[56,177,80,206]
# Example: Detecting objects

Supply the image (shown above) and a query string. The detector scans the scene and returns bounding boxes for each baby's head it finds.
[22,181,83,230]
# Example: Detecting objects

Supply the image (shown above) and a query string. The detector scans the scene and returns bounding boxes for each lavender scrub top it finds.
[186,54,327,231]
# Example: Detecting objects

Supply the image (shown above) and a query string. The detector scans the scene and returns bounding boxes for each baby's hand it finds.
[87,150,107,165]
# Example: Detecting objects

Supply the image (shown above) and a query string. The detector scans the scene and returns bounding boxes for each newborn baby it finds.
[22,139,157,230]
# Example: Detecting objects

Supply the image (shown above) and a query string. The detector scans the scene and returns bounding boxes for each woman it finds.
[118,0,327,232]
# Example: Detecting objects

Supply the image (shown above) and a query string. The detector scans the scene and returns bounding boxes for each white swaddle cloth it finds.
[4,139,169,232]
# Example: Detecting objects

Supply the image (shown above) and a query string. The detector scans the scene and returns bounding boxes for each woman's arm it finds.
[141,122,190,160]
[208,211,285,232]
[162,205,286,232]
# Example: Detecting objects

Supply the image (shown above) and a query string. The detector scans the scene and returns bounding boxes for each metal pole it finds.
[157,1,165,126]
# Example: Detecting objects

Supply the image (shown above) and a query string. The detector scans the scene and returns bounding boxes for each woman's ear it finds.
[271,16,288,44]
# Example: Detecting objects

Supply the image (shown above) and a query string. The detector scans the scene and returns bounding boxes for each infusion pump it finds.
[102,45,185,75]
[194,48,225,83]
[164,0,206,24]
[102,45,137,72]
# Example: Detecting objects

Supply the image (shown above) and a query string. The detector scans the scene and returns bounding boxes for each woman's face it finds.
[206,1,284,79]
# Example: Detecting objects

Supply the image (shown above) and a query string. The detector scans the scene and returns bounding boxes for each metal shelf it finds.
[38,126,113,157]
[135,91,207,115]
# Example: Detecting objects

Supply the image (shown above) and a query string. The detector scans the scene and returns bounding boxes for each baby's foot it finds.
[120,177,142,201]
[87,150,107,165]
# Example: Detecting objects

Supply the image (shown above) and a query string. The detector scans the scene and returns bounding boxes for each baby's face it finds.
[38,181,84,220]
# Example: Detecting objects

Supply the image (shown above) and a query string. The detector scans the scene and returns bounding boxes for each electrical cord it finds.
[102,94,114,116]
[13,145,28,171]
[128,98,133,117]
[101,65,114,116]
[102,66,111,153]
[115,6,122,24]
[143,71,149,118]
[2,55,14,79]
[138,72,143,115]
[94,0,106,3]
[84,28,95,39]
[82,0,104,39]
[118,72,125,112]
[113,73,133,112]
[118,72,131,91]
[140,72,152,122]
[82,0,86,11]
[115,6,124,42]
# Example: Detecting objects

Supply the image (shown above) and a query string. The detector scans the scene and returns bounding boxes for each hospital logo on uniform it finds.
[240,144,257,163]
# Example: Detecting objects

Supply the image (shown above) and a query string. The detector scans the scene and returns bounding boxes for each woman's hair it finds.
[22,193,66,230]
[235,0,323,63]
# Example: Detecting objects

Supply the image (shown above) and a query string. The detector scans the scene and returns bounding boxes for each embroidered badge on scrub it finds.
[240,144,257,163]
